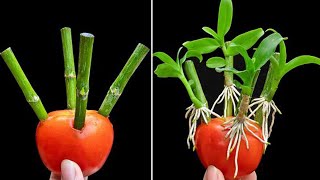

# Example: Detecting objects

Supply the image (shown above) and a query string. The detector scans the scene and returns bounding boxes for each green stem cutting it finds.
[184,60,208,106]
[180,76,204,109]
[61,27,76,110]
[74,33,94,130]
[184,60,210,121]
[98,43,149,117]
[1,48,48,121]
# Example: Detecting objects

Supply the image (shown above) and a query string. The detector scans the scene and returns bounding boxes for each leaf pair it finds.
[184,28,265,68]
[183,0,264,58]
[204,28,265,70]
[154,48,202,78]
[268,40,320,82]
[154,48,206,108]
[213,32,285,92]
[217,0,233,39]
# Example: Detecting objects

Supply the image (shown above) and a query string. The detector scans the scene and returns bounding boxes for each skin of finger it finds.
[49,173,60,180]
[50,173,88,180]
[68,160,87,180]
[240,171,257,180]
[203,165,225,180]
[49,160,88,180]
[204,166,256,180]
[228,171,257,180]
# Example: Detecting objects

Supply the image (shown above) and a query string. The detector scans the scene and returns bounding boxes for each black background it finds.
[154,0,320,179]
[0,1,150,179]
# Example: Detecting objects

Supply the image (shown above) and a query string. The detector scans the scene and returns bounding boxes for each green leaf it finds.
[179,50,203,65]
[227,28,264,56]
[153,52,178,69]
[217,0,233,37]
[206,57,226,68]
[202,26,221,42]
[215,67,240,74]
[231,28,264,49]
[176,47,184,64]
[241,85,252,96]
[227,45,254,71]
[233,79,243,88]
[216,67,252,86]
[270,54,279,67]
[279,40,287,67]
[234,70,251,84]
[183,38,220,54]
[186,50,203,62]
[154,63,181,78]
[253,32,284,70]
[282,55,320,77]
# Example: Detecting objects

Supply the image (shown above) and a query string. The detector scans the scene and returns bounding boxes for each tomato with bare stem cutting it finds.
[36,110,114,176]
[1,27,149,177]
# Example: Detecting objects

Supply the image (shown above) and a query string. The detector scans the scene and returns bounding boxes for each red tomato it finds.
[195,117,263,179]
[36,110,114,176]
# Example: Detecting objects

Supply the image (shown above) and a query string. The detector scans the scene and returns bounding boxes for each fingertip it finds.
[61,159,85,180]
[61,159,76,170]
[61,160,76,180]
[242,171,257,180]
[49,173,60,180]
[204,165,225,180]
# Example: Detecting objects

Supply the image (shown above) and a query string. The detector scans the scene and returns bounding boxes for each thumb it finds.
[203,165,225,180]
[61,159,86,180]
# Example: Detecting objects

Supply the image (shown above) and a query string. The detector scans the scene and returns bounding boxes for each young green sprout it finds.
[154,48,220,149]
[213,32,285,177]
[183,0,264,117]
[248,96,281,150]
[249,36,320,150]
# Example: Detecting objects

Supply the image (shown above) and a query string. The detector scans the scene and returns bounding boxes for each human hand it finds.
[49,159,88,180]
[203,165,257,180]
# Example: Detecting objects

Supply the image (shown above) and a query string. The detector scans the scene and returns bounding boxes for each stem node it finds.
[27,95,40,103]
[61,27,76,110]
[98,43,149,117]
[1,48,48,121]
[74,33,95,130]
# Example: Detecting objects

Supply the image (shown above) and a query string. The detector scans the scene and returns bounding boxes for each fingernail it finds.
[61,159,76,180]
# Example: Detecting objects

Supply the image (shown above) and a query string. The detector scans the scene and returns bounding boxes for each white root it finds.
[211,84,240,117]
[248,97,281,150]
[224,117,268,178]
[185,104,221,149]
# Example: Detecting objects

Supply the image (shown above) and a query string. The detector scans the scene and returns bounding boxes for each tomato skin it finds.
[195,117,263,179]
[36,110,114,176]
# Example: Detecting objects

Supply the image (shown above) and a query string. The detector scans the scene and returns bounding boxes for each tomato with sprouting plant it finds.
[154,0,320,179]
